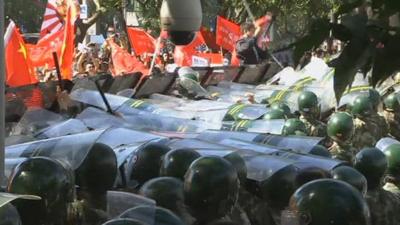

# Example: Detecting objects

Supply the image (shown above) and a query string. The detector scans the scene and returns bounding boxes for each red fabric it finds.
[231,48,240,66]
[5,21,38,87]
[256,14,272,48]
[108,39,149,76]
[200,26,219,51]
[127,27,156,56]
[174,32,207,66]
[28,29,64,68]
[59,0,79,80]
[216,16,241,52]
[196,53,223,65]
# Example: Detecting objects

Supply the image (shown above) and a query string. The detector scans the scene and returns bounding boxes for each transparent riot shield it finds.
[76,107,134,130]
[376,137,400,152]
[34,119,89,139]
[218,138,281,155]
[5,129,105,169]
[119,205,185,225]
[299,57,332,81]
[107,191,155,219]
[5,135,36,147]
[245,119,285,134]
[338,89,370,108]
[260,135,324,153]
[70,88,129,111]
[196,130,261,143]
[10,108,65,136]
[0,193,41,210]
[166,138,232,151]
[271,151,344,171]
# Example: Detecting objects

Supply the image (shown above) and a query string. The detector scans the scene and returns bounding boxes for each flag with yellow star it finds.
[4,21,38,87]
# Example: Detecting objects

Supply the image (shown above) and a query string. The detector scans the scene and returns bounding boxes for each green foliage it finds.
[5,0,47,33]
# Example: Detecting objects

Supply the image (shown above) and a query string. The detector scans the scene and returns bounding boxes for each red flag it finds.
[59,0,79,80]
[256,14,272,48]
[4,21,38,87]
[108,39,149,76]
[127,27,156,56]
[255,15,272,27]
[200,26,219,51]
[174,32,208,66]
[231,48,240,66]
[216,16,241,52]
[28,28,64,68]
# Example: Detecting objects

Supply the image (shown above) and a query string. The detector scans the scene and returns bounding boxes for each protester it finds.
[235,22,268,65]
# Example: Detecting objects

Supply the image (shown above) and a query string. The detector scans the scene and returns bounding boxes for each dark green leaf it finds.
[372,34,400,86]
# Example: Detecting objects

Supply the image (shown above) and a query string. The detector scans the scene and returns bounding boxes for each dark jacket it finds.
[235,37,268,65]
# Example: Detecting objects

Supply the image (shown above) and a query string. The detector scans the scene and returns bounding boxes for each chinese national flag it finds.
[59,0,79,80]
[108,39,149,76]
[4,21,38,87]
[216,16,241,52]
[174,32,208,66]
[127,27,156,56]
[28,29,64,68]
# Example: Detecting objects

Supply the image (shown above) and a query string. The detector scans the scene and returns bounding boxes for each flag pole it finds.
[149,36,161,75]
[0,0,6,184]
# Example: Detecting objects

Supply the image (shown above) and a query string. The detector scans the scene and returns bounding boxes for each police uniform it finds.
[383,111,400,140]
[352,118,379,151]
[366,188,400,225]
[238,189,276,225]
[299,115,327,137]
[370,113,389,139]
[328,142,355,164]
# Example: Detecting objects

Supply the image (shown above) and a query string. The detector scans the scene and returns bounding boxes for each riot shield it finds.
[0,193,41,225]
[76,107,134,130]
[107,73,141,94]
[70,88,129,111]
[10,108,65,136]
[260,135,324,153]
[119,205,185,225]
[376,137,400,152]
[271,151,344,171]
[218,138,281,155]
[34,119,89,139]
[299,57,332,81]
[240,154,298,209]
[245,119,285,134]
[107,191,155,219]
[5,130,105,169]
[196,130,262,143]
[72,74,114,93]
[117,89,136,98]
[266,67,299,86]
[134,73,177,99]
[235,64,269,84]
[338,89,370,108]
[5,135,36,146]
[5,129,118,193]
[166,138,232,152]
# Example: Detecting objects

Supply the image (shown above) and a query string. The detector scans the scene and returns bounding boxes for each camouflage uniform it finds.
[352,118,379,151]
[383,111,400,140]
[383,182,400,198]
[299,115,327,137]
[238,189,276,225]
[328,142,355,164]
[370,113,389,139]
[366,188,400,225]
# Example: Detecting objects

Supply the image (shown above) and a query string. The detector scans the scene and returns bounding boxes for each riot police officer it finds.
[297,91,327,137]
[382,144,400,197]
[354,148,400,225]
[327,112,356,164]
[282,118,308,136]
[351,95,381,150]
[383,92,400,140]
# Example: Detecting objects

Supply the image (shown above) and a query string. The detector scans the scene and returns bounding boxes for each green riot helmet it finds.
[76,143,117,194]
[368,89,381,111]
[263,109,286,120]
[383,92,400,112]
[160,148,201,180]
[297,91,319,116]
[351,95,374,118]
[354,147,387,190]
[102,218,147,225]
[282,118,308,136]
[8,157,75,225]
[271,102,292,118]
[383,144,400,177]
[284,179,370,225]
[332,166,368,196]
[223,152,247,185]
[120,205,185,225]
[139,177,184,214]
[309,145,332,158]
[178,67,200,82]
[327,112,354,143]
[130,142,171,185]
[184,156,239,222]
[294,167,331,189]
